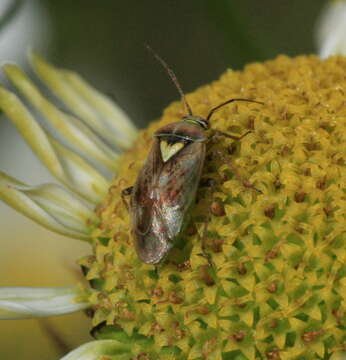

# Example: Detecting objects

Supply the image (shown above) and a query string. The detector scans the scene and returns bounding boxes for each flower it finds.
[316,0,346,58]
[84,54,346,360]
[1,3,346,360]
[0,52,139,358]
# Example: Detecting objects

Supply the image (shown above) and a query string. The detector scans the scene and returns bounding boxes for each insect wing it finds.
[131,138,168,263]
[131,138,205,264]
[156,141,205,239]
[131,138,161,235]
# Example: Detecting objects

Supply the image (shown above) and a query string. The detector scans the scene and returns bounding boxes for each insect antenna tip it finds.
[145,44,193,117]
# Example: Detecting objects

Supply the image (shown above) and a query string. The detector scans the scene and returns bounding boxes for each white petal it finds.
[0,86,109,203]
[62,70,138,141]
[316,0,346,58]
[49,137,110,204]
[30,52,138,151]
[3,63,120,173]
[0,171,96,240]
[60,340,131,360]
[0,287,88,319]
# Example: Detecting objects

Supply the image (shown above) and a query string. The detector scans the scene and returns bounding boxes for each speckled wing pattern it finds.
[131,137,206,264]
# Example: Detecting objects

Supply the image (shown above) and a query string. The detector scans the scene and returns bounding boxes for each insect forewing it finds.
[131,137,206,264]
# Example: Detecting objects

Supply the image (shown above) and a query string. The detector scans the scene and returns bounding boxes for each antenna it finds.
[206,98,264,122]
[145,44,193,116]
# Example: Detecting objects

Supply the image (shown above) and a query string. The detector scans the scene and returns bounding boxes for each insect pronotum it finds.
[124,46,263,265]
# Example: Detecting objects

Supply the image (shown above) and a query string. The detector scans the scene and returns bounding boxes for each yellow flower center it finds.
[80,55,346,359]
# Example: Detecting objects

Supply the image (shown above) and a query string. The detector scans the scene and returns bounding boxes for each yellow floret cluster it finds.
[80,55,346,360]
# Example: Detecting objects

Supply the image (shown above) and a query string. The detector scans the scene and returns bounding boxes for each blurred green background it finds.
[0,0,327,359]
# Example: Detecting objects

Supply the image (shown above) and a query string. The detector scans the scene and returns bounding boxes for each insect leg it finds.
[199,177,216,188]
[213,129,252,141]
[215,149,261,193]
[208,129,260,192]
[200,178,218,262]
[121,186,133,211]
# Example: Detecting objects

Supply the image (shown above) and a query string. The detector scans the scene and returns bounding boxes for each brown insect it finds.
[123,47,262,264]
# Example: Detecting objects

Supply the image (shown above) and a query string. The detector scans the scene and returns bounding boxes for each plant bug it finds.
[124,47,263,265]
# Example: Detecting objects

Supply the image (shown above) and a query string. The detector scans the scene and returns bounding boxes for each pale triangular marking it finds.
[160,140,185,162]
